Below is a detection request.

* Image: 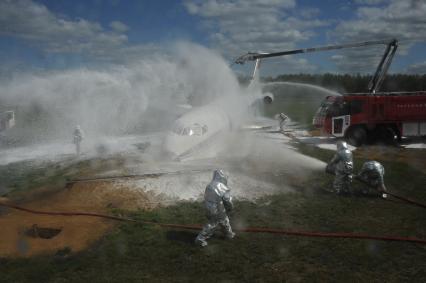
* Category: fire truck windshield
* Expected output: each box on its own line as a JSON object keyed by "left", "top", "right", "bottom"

{"left": 327, "top": 101, "right": 351, "bottom": 116}
{"left": 314, "top": 97, "right": 366, "bottom": 128}
{"left": 313, "top": 97, "right": 351, "bottom": 126}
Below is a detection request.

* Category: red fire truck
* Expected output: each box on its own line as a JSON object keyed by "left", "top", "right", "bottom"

{"left": 235, "top": 38, "right": 426, "bottom": 145}
{"left": 309, "top": 39, "right": 426, "bottom": 145}
{"left": 312, "top": 92, "right": 426, "bottom": 145}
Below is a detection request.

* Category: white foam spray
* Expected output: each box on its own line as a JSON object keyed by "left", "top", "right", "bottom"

{"left": 0, "top": 42, "right": 328, "bottom": 202}
{"left": 0, "top": 42, "right": 243, "bottom": 144}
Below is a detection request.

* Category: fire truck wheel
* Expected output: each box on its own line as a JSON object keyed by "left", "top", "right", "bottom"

{"left": 345, "top": 126, "right": 367, "bottom": 147}
{"left": 377, "top": 126, "right": 397, "bottom": 145}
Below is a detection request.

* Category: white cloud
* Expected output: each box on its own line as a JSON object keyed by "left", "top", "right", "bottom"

{"left": 262, "top": 56, "right": 318, "bottom": 75}
{"left": 185, "top": 0, "right": 296, "bottom": 18}
{"left": 0, "top": 0, "right": 128, "bottom": 56}
{"left": 184, "top": 0, "right": 329, "bottom": 60}
{"left": 298, "top": 7, "right": 321, "bottom": 19}
{"left": 0, "top": 0, "right": 169, "bottom": 66}
{"left": 353, "top": 0, "right": 388, "bottom": 5}
{"left": 110, "top": 21, "right": 129, "bottom": 33}
{"left": 331, "top": 54, "right": 344, "bottom": 60}
{"left": 330, "top": 47, "right": 386, "bottom": 73}
{"left": 331, "top": 0, "right": 426, "bottom": 73}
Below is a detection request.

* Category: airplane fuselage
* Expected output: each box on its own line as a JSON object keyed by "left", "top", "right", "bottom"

{"left": 162, "top": 102, "right": 233, "bottom": 159}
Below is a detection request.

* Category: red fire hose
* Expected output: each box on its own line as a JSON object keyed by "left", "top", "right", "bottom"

{"left": 1, "top": 202, "right": 425, "bottom": 245}
{"left": 325, "top": 171, "right": 426, "bottom": 209}
{"left": 379, "top": 190, "right": 426, "bottom": 209}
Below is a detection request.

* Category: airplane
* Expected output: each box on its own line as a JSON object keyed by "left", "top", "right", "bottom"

{"left": 162, "top": 58, "right": 274, "bottom": 160}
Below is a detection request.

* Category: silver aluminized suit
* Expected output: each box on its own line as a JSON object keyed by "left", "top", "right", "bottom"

{"left": 278, "top": 113, "right": 289, "bottom": 132}
{"left": 327, "top": 141, "right": 353, "bottom": 194}
{"left": 195, "top": 170, "right": 235, "bottom": 247}
{"left": 357, "top": 161, "right": 387, "bottom": 198}
{"left": 73, "top": 126, "right": 84, "bottom": 155}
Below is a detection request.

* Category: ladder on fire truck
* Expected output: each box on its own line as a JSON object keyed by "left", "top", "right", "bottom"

{"left": 234, "top": 38, "right": 398, "bottom": 95}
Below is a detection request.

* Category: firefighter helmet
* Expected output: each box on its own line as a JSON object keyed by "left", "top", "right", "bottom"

{"left": 336, "top": 140, "right": 348, "bottom": 151}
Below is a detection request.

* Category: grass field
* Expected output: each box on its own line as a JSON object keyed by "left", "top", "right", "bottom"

{"left": 0, "top": 145, "right": 425, "bottom": 282}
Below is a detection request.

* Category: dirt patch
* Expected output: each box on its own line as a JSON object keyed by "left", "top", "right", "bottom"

{"left": 0, "top": 181, "right": 157, "bottom": 258}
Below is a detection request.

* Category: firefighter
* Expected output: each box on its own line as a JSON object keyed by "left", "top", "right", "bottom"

{"left": 355, "top": 161, "right": 388, "bottom": 198}
{"left": 278, "top": 113, "right": 288, "bottom": 132}
{"left": 326, "top": 141, "right": 353, "bottom": 194}
{"left": 195, "top": 169, "right": 235, "bottom": 247}
{"left": 73, "top": 125, "right": 84, "bottom": 156}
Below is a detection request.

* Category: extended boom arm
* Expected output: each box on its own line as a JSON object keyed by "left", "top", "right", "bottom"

{"left": 234, "top": 39, "right": 398, "bottom": 94}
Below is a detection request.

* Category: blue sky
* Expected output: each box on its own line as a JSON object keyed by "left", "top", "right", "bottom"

{"left": 1, "top": 0, "right": 426, "bottom": 75}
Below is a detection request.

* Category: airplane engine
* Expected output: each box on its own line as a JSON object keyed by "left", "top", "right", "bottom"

{"left": 263, "top": 93, "right": 274, "bottom": 104}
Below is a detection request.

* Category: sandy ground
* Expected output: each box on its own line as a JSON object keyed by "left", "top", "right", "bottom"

{"left": 0, "top": 181, "right": 157, "bottom": 258}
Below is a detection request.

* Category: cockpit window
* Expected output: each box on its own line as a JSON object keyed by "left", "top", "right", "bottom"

{"left": 192, "top": 123, "right": 202, "bottom": 136}
{"left": 182, "top": 127, "right": 194, "bottom": 136}
{"left": 173, "top": 123, "right": 207, "bottom": 136}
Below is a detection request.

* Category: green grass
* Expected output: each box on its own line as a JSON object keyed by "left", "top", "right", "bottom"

{"left": 0, "top": 161, "right": 71, "bottom": 199}
{"left": 1, "top": 191, "right": 425, "bottom": 282}
{"left": 0, "top": 156, "right": 130, "bottom": 200}
{"left": 1, "top": 145, "right": 425, "bottom": 282}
